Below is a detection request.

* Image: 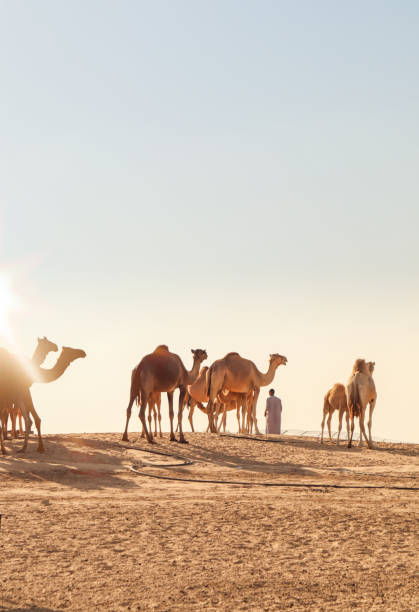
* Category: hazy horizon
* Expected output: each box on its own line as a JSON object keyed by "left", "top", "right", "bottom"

{"left": 1, "top": 1, "right": 418, "bottom": 443}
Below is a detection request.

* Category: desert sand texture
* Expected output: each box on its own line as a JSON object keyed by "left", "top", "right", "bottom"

{"left": 0, "top": 431, "right": 418, "bottom": 612}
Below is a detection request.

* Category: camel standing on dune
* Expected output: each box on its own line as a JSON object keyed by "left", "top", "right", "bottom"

{"left": 0, "top": 346, "right": 86, "bottom": 455}
{"left": 206, "top": 352, "right": 287, "bottom": 434}
{"left": 122, "top": 345, "right": 207, "bottom": 444}
{"left": 320, "top": 384, "right": 348, "bottom": 444}
{"left": 346, "top": 359, "right": 377, "bottom": 449}
{"left": 3, "top": 337, "right": 58, "bottom": 439}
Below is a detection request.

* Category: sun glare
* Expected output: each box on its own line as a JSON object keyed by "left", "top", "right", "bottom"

{"left": 0, "top": 274, "right": 19, "bottom": 341}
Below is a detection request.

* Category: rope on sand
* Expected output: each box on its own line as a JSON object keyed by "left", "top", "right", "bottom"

{"left": 128, "top": 465, "right": 419, "bottom": 491}
{"left": 120, "top": 441, "right": 418, "bottom": 486}
{"left": 118, "top": 443, "right": 194, "bottom": 467}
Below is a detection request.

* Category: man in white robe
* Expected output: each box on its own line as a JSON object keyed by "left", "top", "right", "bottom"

{"left": 264, "top": 388, "right": 282, "bottom": 434}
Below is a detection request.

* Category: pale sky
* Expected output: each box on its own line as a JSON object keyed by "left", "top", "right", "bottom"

{"left": 0, "top": 1, "right": 418, "bottom": 442}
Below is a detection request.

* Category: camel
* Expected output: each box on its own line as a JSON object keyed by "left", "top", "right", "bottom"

{"left": 206, "top": 352, "right": 287, "bottom": 434}
{"left": 180, "top": 366, "right": 211, "bottom": 432}
{"left": 320, "top": 384, "right": 349, "bottom": 444}
{"left": 0, "top": 346, "right": 86, "bottom": 455}
{"left": 215, "top": 389, "right": 254, "bottom": 433}
{"left": 122, "top": 345, "right": 207, "bottom": 444}
{"left": 137, "top": 391, "right": 163, "bottom": 439}
{"left": 346, "top": 359, "right": 377, "bottom": 449}
{"left": 2, "top": 337, "right": 58, "bottom": 439}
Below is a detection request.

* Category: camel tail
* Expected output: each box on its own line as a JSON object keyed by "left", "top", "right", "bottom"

{"left": 129, "top": 366, "right": 140, "bottom": 405}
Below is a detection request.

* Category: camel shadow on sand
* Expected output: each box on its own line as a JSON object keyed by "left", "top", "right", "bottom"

{"left": 0, "top": 435, "right": 137, "bottom": 491}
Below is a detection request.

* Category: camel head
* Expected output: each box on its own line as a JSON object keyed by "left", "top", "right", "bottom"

{"left": 38, "top": 336, "right": 58, "bottom": 353}
{"left": 367, "top": 361, "right": 375, "bottom": 373}
{"left": 191, "top": 349, "right": 208, "bottom": 364}
{"left": 269, "top": 353, "right": 287, "bottom": 367}
{"left": 61, "top": 346, "right": 87, "bottom": 364}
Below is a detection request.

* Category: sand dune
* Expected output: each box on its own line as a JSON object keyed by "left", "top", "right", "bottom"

{"left": 0, "top": 432, "right": 418, "bottom": 611}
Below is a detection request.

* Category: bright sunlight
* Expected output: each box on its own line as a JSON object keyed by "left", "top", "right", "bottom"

{"left": 0, "top": 273, "right": 18, "bottom": 341}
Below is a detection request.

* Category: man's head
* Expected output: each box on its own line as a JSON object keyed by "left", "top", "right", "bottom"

{"left": 269, "top": 388, "right": 275, "bottom": 396}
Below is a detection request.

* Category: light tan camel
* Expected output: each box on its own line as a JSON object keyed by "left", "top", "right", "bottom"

{"left": 320, "top": 384, "right": 349, "bottom": 444}
{"left": 346, "top": 359, "right": 377, "bottom": 449}
{"left": 122, "top": 345, "right": 207, "bottom": 444}
{"left": 180, "top": 366, "right": 211, "bottom": 432}
{"left": 0, "top": 346, "right": 86, "bottom": 454}
{"left": 215, "top": 389, "right": 254, "bottom": 433}
{"left": 206, "top": 352, "right": 287, "bottom": 434}
{"left": 2, "top": 337, "right": 58, "bottom": 439}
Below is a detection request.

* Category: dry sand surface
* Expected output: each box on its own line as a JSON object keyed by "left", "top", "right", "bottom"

{"left": 0, "top": 432, "right": 418, "bottom": 611}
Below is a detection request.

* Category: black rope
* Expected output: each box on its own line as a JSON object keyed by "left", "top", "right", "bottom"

{"left": 129, "top": 465, "right": 419, "bottom": 491}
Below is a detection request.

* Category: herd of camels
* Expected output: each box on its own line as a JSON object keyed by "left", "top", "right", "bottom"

{"left": 0, "top": 340, "right": 377, "bottom": 455}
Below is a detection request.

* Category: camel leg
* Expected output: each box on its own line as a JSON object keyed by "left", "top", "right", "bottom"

{"left": 206, "top": 400, "right": 214, "bottom": 433}
{"left": 0, "top": 403, "right": 6, "bottom": 455}
{"left": 11, "top": 408, "right": 18, "bottom": 438}
{"left": 177, "top": 387, "right": 188, "bottom": 444}
{"left": 243, "top": 404, "right": 248, "bottom": 433}
{"left": 359, "top": 407, "right": 371, "bottom": 448}
{"left": 18, "top": 410, "right": 24, "bottom": 435}
{"left": 22, "top": 388, "right": 44, "bottom": 453}
{"left": 236, "top": 404, "right": 241, "bottom": 433}
{"left": 348, "top": 412, "right": 355, "bottom": 448}
{"left": 358, "top": 407, "right": 369, "bottom": 448}
{"left": 367, "top": 399, "right": 375, "bottom": 448}
{"left": 188, "top": 405, "right": 195, "bottom": 433}
{"left": 0, "top": 421, "right": 5, "bottom": 455}
{"left": 147, "top": 405, "right": 153, "bottom": 438}
{"left": 156, "top": 401, "right": 163, "bottom": 438}
{"left": 336, "top": 408, "right": 344, "bottom": 445}
{"left": 138, "top": 391, "right": 153, "bottom": 444}
{"left": 18, "top": 401, "right": 32, "bottom": 453}
{"left": 320, "top": 409, "right": 327, "bottom": 444}
{"left": 0, "top": 413, "right": 8, "bottom": 441}
{"left": 252, "top": 389, "right": 260, "bottom": 434}
{"left": 167, "top": 392, "right": 176, "bottom": 441}
{"left": 122, "top": 393, "right": 136, "bottom": 442}
{"left": 222, "top": 407, "right": 227, "bottom": 433}
{"left": 327, "top": 413, "right": 333, "bottom": 442}
{"left": 345, "top": 410, "right": 350, "bottom": 442}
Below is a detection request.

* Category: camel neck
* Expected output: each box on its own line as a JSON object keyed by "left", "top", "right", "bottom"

{"left": 254, "top": 361, "right": 278, "bottom": 387}
{"left": 33, "top": 353, "right": 71, "bottom": 383}
{"left": 184, "top": 358, "right": 201, "bottom": 385}
{"left": 31, "top": 345, "right": 50, "bottom": 367}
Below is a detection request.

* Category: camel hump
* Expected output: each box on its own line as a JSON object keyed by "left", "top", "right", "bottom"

{"left": 224, "top": 351, "right": 241, "bottom": 359}
{"left": 154, "top": 345, "right": 169, "bottom": 354}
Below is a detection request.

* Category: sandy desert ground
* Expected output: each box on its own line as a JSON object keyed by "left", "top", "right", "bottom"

{"left": 0, "top": 431, "right": 418, "bottom": 611}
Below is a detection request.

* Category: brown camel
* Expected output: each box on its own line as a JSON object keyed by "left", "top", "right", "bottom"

{"left": 2, "top": 337, "right": 58, "bottom": 439}
{"left": 122, "top": 345, "right": 207, "bottom": 444}
{"left": 206, "top": 352, "right": 287, "bottom": 433}
{"left": 346, "top": 359, "right": 377, "bottom": 449}
{"left": 320, "top": 384, "right": 349, "bottom": 444}
{"left": 0, "top": 346, "right": 86, "bottom": 455}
